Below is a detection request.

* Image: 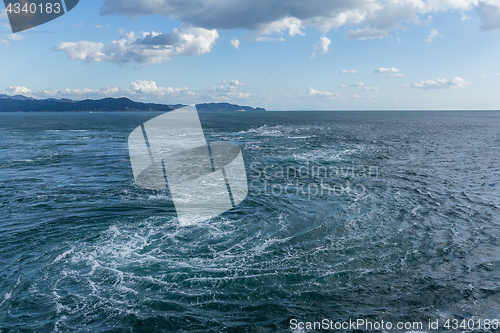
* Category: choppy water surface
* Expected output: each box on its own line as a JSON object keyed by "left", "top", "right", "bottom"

{"left": 1, "top": 111, "right": 500, "bottom": 332}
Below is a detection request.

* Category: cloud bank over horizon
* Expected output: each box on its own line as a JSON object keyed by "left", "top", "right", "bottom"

{"left": 1, "top": 80, "right": 254, "bottom": 103}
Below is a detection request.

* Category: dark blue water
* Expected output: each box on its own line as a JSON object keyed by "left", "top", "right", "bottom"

{"left": 1, "top": 111, "right": 500, "bottom": 332}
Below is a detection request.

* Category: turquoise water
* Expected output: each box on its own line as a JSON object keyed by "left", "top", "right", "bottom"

{"left": 1, "top": 111, "right": 500, "bottom": 332}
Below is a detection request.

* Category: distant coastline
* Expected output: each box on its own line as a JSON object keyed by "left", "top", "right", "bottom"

{"left": 0, "top": 95, "right": 266, "bottom": 112}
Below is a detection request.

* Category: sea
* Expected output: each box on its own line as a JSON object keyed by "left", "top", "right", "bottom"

{"left": 1, "top": 111, "right": 500, "bottom": 332}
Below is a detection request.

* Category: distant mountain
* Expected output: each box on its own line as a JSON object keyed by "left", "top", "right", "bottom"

{"left": 0, "top": 95, "right": 267, "bottom": 112}
{"left": 196, "top": 103, "right": 266, "bottom": 112}
{"left": 42, "top": 98, "right": 75, "bottom": 103}
{"left": 0, "top": 96, "right": 172, "bottom": 112}
{"left": 0, "top": 94, "right": 36, "bottom": 101}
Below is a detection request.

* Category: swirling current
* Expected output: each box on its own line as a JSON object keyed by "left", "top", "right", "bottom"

{"left": 1, "top": 111, "right": 500, "bottom": 332}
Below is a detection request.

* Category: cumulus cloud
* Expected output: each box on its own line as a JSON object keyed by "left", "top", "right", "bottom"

{"left": 426, "top": 29, "right": 443, "bottom": 42}
{"left": 4, "top": 86, "right": 32, "bottom": 95}
{"left": 54, "top": 27, "right": 218, "bottom": 65}
{"left": 374, "top": 67, "right": 400, "bottom": 74}
{"left": 306, "top": 87, "right": 339, "bottom": 99}
{"left": 2, "top": 80, "right": 253, "bottom": 103}
{"left": 230, "top": 79, "right": 245, "bottom": 86}
{"left": 98, "top": 0, "right": 500, "bottom": 40}
{"left": 311, "top": 36, "right": 331, "bottom": 58}
{"left": 230, "top": 38, "right": 240, "bottom": 49}
{"left": 129, "top": 80, "right": 161, "bottom": 94}
{"left": 340, "top": 69, "right": 357, "bottom": 74}
{"left": 411, "top": 76, "right": 471, "bottom": 89}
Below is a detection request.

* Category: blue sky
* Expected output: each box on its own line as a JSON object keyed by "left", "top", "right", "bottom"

{"left": 1, "top": 0, "right": 500, "bottom": 110}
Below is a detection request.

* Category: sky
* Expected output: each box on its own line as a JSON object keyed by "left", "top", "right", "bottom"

{"left": 1, "top": 0, "right": 500, "bottom": 110}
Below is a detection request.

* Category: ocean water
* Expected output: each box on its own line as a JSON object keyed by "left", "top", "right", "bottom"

{"left": 1, "top": 111, "right": 500, "bottom": 332}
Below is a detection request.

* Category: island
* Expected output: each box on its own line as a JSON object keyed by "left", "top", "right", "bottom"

{"left": 0, "top": 95, "right": 266, "bottom": 112}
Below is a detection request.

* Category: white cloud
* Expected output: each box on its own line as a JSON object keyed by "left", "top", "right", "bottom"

{"left": 306, "top": 87, "right": 339, "bottom": 99}
{"left": 0, "top": 33, "right": 23, "bottom": 46}
{"left": 229, "top": 79, "right": 245, "bottom": 86}
{"left": 364, "top": 86, "right": 380, "bottom": 91}
{"left": 425, "top": 29, "right": 443, "bottom": 42}
{"left": 374, "top": 67, "right": 405, "bottom": 77}
{"left": 54, "top": 40, "right": 106, "bottom": 61}
{"left": 338, "top": 82, "right": 364, "bottom": 88}
{"left": 411, "top": 76, "right": 471, "bottom": 89}
{"left": 4, "top": 86, "right": 32, "bottom": 95}
{"left": 127, "top": 80, "right": 197, "bottom": 99}
{"left": 345, "top": 27, "right": 389, "bottom": 40}
{"left": 340, "top": 69, "right": 357, "bottom": 74}
{"left": 230, "top": 38, "right": 240, "bottom": 49}
{"left": 374, "top": 67, "right": 399, "bottom": 74}
{"left": 129, "top": 80, "right": 160, "bottom": 94}
{"left": 54, "top": 27, "right": 219, "bottom": 65}
{"left": 255, "top": 36, "right": 286, "bottom": 42}
{"left": 461, "top": 12, "right": 470, "bottom": 21}
{"left": 311, "top": 36, "right": 331, "bottom": 58}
